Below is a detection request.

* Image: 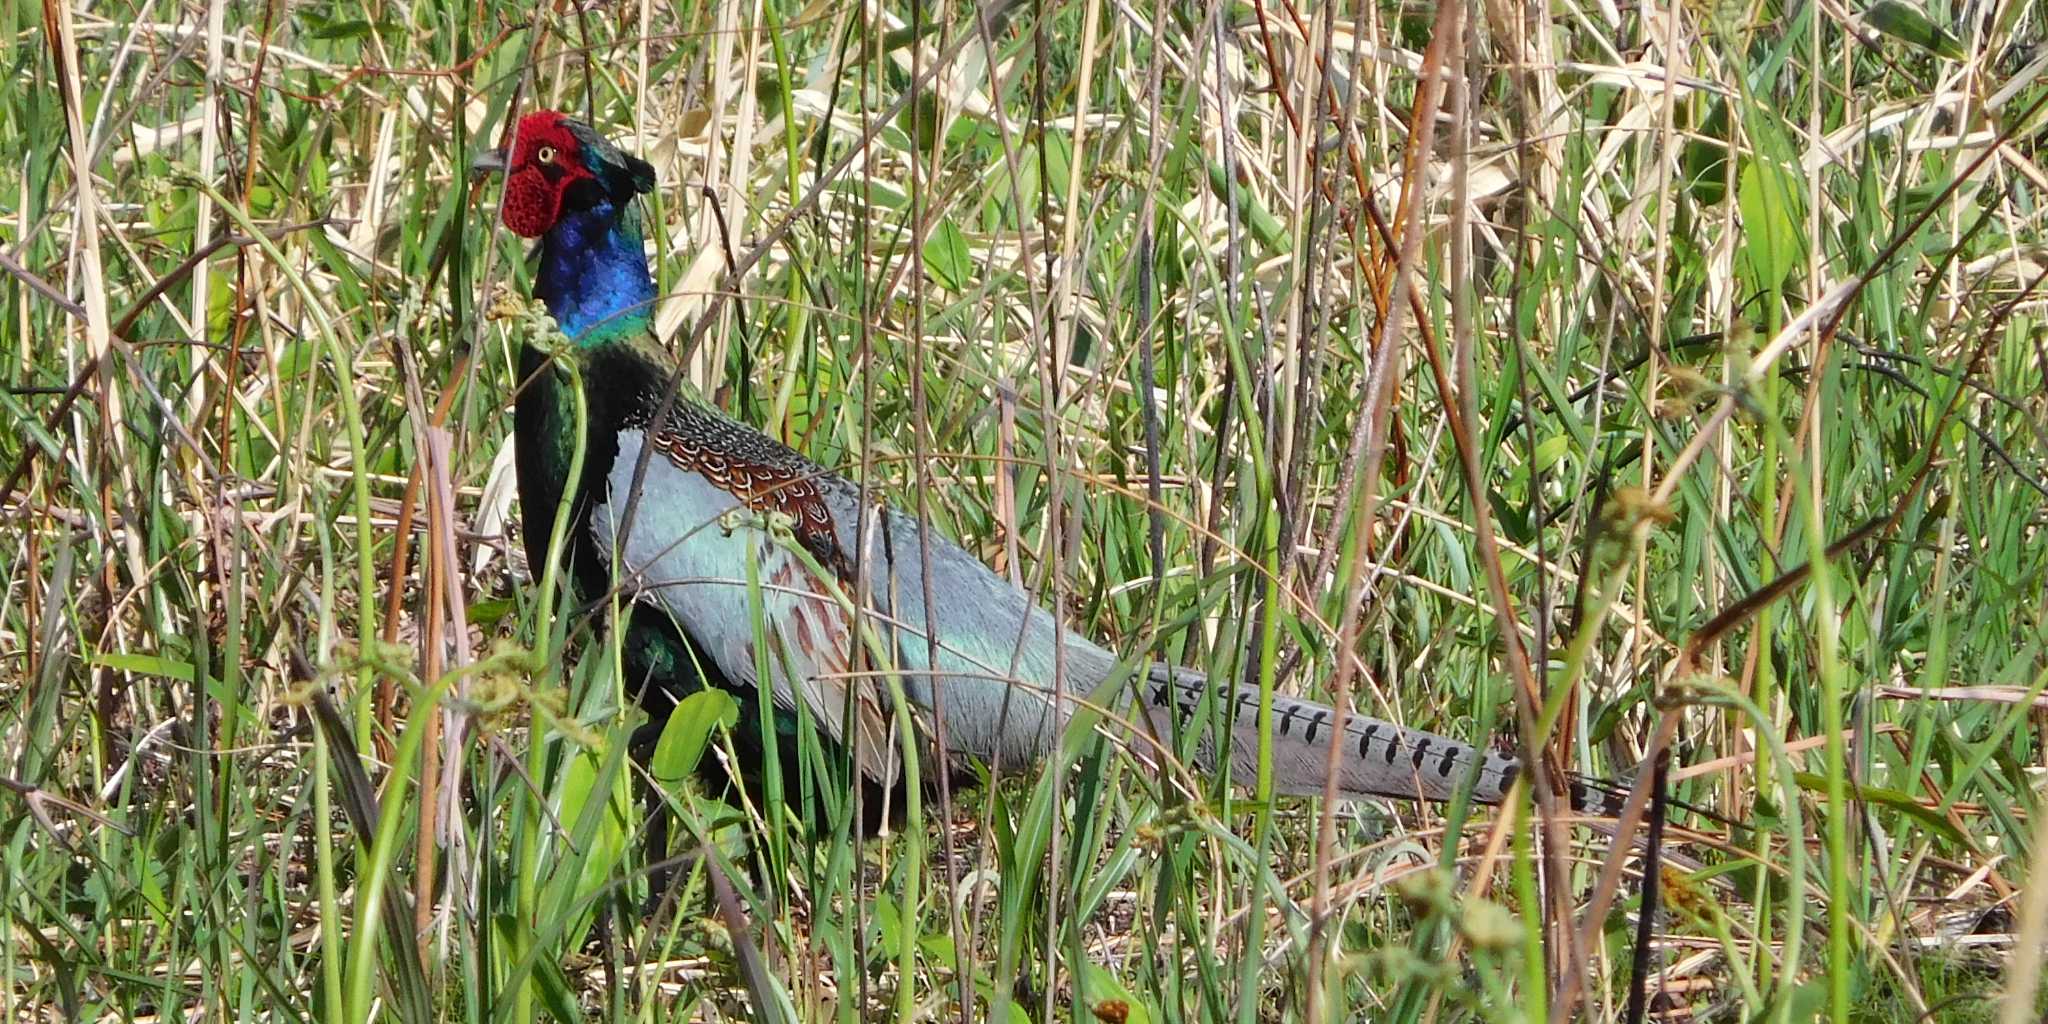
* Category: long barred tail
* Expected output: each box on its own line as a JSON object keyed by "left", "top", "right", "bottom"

{"left": 1135, "top": 665, "right": 1625, "bottom": 816}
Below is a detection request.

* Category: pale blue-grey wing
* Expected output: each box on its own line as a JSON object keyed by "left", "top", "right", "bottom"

{"left": 594, "top": 427, "right": 898, "bottom": 783}
{"left": 816, "top": 482, "right": 1123, "bottom": 768}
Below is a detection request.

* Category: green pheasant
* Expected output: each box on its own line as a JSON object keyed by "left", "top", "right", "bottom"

{"left": 477, "top": 109, "right": 1625, "bottom": 825}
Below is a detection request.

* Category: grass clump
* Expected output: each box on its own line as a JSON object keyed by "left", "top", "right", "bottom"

{"left": 2, "top": 0, "right": 2046, "bottom": 1021}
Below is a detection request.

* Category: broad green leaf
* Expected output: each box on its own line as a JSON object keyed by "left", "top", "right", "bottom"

{"left": 465, "top": 597, "right": 515, "bottom": 629}
{"left": 1791, "top": 772, "right": 1968, "bottom": 846}
{"left": 490, "top": 912, "right": 581, "bottom": 1023}
{"left": 966, "top": 961, "right": 1035, "bottom": 1024}
{"left": 1738, "top": 157, "right": 1803, "bottom": 292}
{"left": 924, "top": 220, "right": 973, "bottom": 292}
{"left": 1534, "top": 433, "right": 1571, "bottom": 473}
{"left": 1864, "top": 0, "right": 1966, "bottom": 59}
{"left": 90, "top": 651, "right": 198, "bottom": 683}
{"left": 1205, "top": 157, "right": 1288, "bottom": 252}
{"left": 1078, "top": 962, "right": 1155, "bottom": 1024}
{"left": 549, "top": 742, "right": 632, "bottom": 949}
{"left": 872, "top": 891, "right": 903, "bottom": 953}
{"left": 650, "top": 689, "right": 739, "bottom": 785}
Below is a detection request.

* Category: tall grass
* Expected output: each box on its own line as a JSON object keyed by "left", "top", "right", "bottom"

{"left": 2, "top": 0, "right": 2045, "bottom": 1021}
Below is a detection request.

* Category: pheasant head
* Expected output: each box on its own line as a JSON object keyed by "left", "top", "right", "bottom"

{"left": 475, "top": 110, "right": 660, "bottom": 340}
{"left": 478, "top": 110, "right": 656, "bottom": 237}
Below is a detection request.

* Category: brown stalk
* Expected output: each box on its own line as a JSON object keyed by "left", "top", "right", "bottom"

{"left": 1305, "top": 0, "right": 1466, "bottom": 1015}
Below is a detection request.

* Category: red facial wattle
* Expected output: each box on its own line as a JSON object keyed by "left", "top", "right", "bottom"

{"left": 498, "top": 112, "right": 590, "bottom": 238}
{"left": 501, "top": 165, "right": 560, "bottom": 237}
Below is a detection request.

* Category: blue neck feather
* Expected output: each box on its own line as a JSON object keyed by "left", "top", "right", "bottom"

{"left": 534, "top": 200, "right": 655, "bottom": 345}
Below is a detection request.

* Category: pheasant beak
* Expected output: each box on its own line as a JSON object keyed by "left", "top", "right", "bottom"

{"left": 470, "top": 147, "right": 508, "bottom": 178}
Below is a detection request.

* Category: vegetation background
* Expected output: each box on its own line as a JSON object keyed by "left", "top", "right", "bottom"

{"left": 2, "top": 0, "right": 2045, "bottom": 1020}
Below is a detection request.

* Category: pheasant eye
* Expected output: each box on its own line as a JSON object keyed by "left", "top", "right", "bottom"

{"left": 537, "top": 145, "right": 557, "bottom": 165}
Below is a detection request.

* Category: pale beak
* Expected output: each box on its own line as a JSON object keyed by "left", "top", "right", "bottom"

{"left": 470, "top": 147, "right": 508, "bottom": 178}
